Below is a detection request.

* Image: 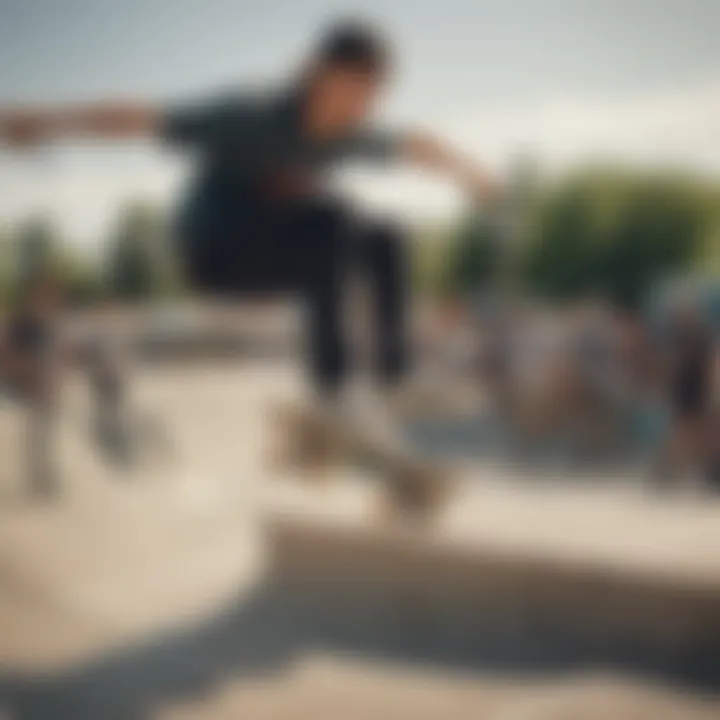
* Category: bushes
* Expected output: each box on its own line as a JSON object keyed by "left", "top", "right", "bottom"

{"left": 105, "top": 201, "right": 174, "bottom": 301}
{"left": 1, "top": 200, "right": 176, "bottom": 309}
{"left": 3, "top": 168, "right": 717, "bottom": 311}
{"left": 432, "top": 168, "right": 717, "bottom": 308}
{"left": 525, "top": 171, "right": 709, "bottom": 308}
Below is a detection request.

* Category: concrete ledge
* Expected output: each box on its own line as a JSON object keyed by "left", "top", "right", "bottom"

{"left": 264, "top": 475, "right": 720, "bottom": 682}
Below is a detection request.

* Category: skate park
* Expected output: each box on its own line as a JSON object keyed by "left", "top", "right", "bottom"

{"left": 1, "top": 329, "right": 720, "bottom": 719}
{"left": 2, "top": 2, "right": 720, "bottom": 717}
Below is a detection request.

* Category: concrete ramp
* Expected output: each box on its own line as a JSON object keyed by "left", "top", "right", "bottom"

{"left": 265, "top": 474, "right": 720, "bottom": 686}
{"left": 2, "top": 361, "right": 720, "bottom": 718}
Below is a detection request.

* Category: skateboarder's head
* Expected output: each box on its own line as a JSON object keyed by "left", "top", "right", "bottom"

{"left": 301, "top": 20, "right": 391, "bottom": 133}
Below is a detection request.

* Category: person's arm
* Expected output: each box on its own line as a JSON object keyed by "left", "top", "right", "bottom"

{"left": 0, "top": 102, "right": 161, "bottom": 147}
{"left": 344, "top": 127, "right": 503, "bottom": 206}
{"left": 400, "top": 131, "right": 502, "bottom": 206}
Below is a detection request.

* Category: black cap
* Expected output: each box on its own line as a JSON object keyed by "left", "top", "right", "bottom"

{"left": 316, "top": 20, "right": 390, "bottom": 75}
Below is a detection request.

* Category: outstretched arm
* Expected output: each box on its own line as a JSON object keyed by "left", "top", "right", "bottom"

{"left": 400, "top": 131, "right": 503, "bottom": 206}
{"left": 0, "top": 102, "right": 160, "bottom": 147}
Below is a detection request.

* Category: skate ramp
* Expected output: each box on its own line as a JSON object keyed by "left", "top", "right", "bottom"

{"left": 265, "top": 474, "right": 720, "bottom": 689}
{"left": 2, "top": 361, "right": 720, "bottom": 719}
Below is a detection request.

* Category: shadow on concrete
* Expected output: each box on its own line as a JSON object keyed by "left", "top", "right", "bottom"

{"left": 1, "top": 570, "right": 719, "bottom": 720}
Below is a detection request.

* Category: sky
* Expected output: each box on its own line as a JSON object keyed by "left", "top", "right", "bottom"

{"left": 0, "top": 0, "right": 719, "bottom": 246}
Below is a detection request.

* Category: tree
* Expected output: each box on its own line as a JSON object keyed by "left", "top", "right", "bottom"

{"left": 441, "top": 213, "right": 502, "bottom": 296}
{"left": 0, "top": 225, "right": 10, "bottom": 305}
{"left": 598, "top": 181, "right": 705, "bottom": 308}
{"left": 413, "top": 224, "right": 453, "bottom": 296}
{"left": 696, "top": 190, "right": 720, "bottom": 276}
{"left": 522, "top": 170, "right": 710, "bottom": 308}
{"left": 13, "top": 216, "right": 60, "bottom": 290}
{"left": 5, "top": 217, "right": 106, "bottom": 307}
{"left": 106, "top": 201, "right": 171, "bottom": 301}
{"left": 57, "top": 250, "right": 103, "bottom": 307}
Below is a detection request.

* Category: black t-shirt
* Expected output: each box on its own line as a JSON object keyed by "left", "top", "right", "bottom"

{"left": 161, "top": 89, "right": 401, "bottom": 240}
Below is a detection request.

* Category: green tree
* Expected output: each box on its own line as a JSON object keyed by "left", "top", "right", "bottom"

{"left": 598, "top": 181, "right": 705, "bottom": 308}
{"left": 697, "top": 190, "right": 720, "bottom": 276}
{"left": 0, "top": 225, "right": 9, "bottom": 305}
{"left": 522, "top": 170, "right": 710, "bottom": 308}
{"left": 106, "top": 201, "right": 170, "bottom": 301}
{"left": 13, "top": 216, "right": 61, "bottom": 289}
{"left": 413, "top": 224, "right": 453, "bottom": 296}
{"left": 57, "top": 250, "right": 103, "bottom": 307}
{"left": 441, "top": 213, "right": 501, "bottom": 295}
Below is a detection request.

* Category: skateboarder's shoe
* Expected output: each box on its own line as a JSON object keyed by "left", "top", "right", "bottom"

{"left": 272, "top": 387, "right": 456, "bottom": 519}
{"left": 270, "top": 398, "right": 352, "bottom": 474}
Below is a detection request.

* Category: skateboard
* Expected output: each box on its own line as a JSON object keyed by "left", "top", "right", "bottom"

{"left": 270, "top": 401, "right": 454, "bottom": 519}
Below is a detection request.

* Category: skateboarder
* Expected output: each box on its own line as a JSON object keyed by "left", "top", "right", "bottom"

{"left": 0, "top": 20, "right": 501, "bottom": 454}
{"left": 666, "top": 302, "right": 715, "bottom": 486}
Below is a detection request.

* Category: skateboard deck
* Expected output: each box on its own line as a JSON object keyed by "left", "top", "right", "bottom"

{"left": 270, "top": 400, "right": 454, "bottom": 519}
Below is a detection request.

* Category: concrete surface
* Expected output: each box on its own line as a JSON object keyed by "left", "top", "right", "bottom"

{"left": 0, "top": 361, "right": 719, "bottom": 719}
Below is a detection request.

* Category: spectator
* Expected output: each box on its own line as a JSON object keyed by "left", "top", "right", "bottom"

{"left": 3, "top": 275, "right": 64, "bottom": 497}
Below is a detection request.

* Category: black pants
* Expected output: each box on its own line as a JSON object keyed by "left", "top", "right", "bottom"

{"left": 181, "top": 197, "right": 409, "bottom": 394}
